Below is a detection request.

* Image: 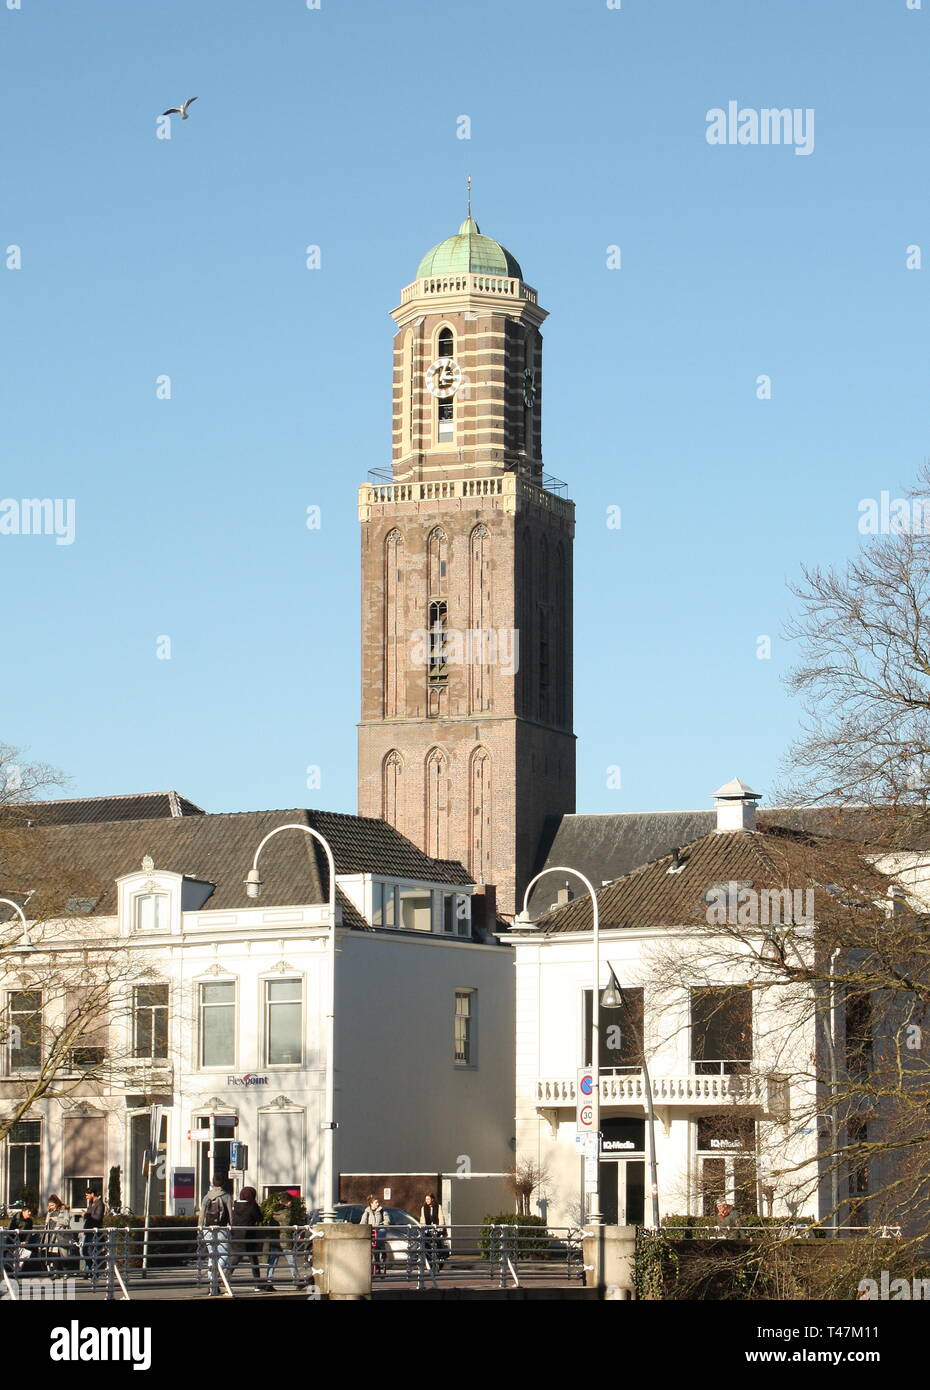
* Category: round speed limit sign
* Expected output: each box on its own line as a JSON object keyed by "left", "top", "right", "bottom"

{"left": 579, "top": 1104, "right": 594, "bottom": 1127}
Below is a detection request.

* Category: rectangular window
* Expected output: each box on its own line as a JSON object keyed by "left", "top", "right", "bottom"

{"left": 696, "top": 1118, "right": 758, "bottom": 1216}
{"left": 200, "top": 982, "right": 236, "bottom": 1068}
{"left": 399, "top": 888, "right": 432, "bottom": 931}
{"left": 690, "top": 987, "right": 752, "bottom": 1074}
{"left": 845, "top": 991, "right": 873, "bottom": 1079}
{"left": 134, "top": 984, "right": 169, "bottom": 1059}
{"left": 583, "top": 987, "right": 644, "bottom": 1070}
{"left": 5, "top": 1120, "right": 40, "bottom": 1207}
{"left": 7, "top": 990, "right": 42, "bottom": 1071}
{"left": 265, "top": 978, "right": 303, "bottom": 1067}
{"left": 134, "top": 893, "right": 169, "bottom": 932}
{"left": 454, "top": 990, "right": 475, "bottom": 1065}
{"left": 372, "top": 881, "right": 397, "bottom": 929}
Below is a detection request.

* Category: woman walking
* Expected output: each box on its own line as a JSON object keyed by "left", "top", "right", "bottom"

{"left": 225, "top": 1187, "right": 264, "bottom": 1291}
{"left": 43, "top": 1195, "right": 76, "bottom": 1274}
{"left": 419, "top": 1193, "right": 448, "bottom": 1274}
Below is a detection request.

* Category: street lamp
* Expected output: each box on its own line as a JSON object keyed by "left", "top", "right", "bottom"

{"left": 245, "top": 824, "right": 339, "bottom": 1222}
{"left": 0, "top": 897, "right": 36, "bottom": 952}
{"left": 516, "top": 865, "right": 604, "bottom": 1227}
{"left": 601, "top": 963, "right": 660, "bottom": 1228}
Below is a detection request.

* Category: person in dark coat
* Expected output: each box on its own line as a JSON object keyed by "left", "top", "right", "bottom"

{"left": 225, "top": 1187, "right": 264, "bottom": 1290}
{"left": 4, "top": 1207, "right": 36, "bottom": 1276}
{"left": 81, "top": 1188, "right": 105, "bottom": 1279}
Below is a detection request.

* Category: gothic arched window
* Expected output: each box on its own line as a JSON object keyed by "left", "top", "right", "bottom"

{"left": 382, "top": 750, "right": 403, "bottom": 826}
{"left": 425, "top": 748, "right": 450, "bottom": 860}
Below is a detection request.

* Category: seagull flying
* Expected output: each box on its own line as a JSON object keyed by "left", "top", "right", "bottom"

{"left": 162, "top": 97, "right": 198, "bottom": 119}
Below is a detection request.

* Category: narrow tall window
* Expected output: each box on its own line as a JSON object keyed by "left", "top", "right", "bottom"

{"left": 5, "top": 1120, "right": 40, "bottom": 1206}
{"left": 437, "top": 327, "right": 454, "bottom": 442}
{"left": 265, "top": 979, "right": 303, "bottom": 1066}
{"left": 200, "top": 981, "right": 236, "bottom": 1068}
{"left": 134, "top": 984, "right": 169, "bottom": 1059}
{"left": 6, "top": 990, "right": 42, "bottom": 1071}
{"left": 584, "top": 988, "right": 643, "bottom": 1070}
{"left": 454, "top": 990, "right": 475, "bottom": 1065}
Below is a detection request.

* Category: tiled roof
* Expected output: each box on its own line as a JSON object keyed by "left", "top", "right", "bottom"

{"left": 533, "top": 825, "right": 892, "bottom": 935}
{"left": 9, "top": 792, "right": 205, "bottom": 826}
{"left": 529, "top": 806, "right": 930, "bottom": 918}
{"left": 9, "top": 808, "right": 470, "bottom": 930}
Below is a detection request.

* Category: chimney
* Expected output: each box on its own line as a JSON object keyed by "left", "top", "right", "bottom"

{"left": 714, "top": 778, "right": 761, "bottom": 832}
{"left": 555, "top": 883, "right": 574, "bottom": 907}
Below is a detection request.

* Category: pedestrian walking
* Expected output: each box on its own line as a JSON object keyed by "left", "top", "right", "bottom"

{"left": 81, "top": 1187, "right": 105, "bottom": 1280}
{"left": 264, "top": 1192, "right": 308, "bottom": 1292}
{"left": 419, "top": 1193, "right": 448, "bottom": 1275}
{"left": 198, "top": 1174, "right": 234, "bottom": 1292}
{"left": 42, "top": 1195, "right": 76, "bottom": 1273}
{"left": 361, "top": 1195, "right": 391, "bottom": 1278}
{"left": 225, "top": 1187, "right": 264, "bottom": 1291}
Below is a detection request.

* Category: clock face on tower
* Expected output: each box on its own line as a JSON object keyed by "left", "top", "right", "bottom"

{"left": 425, "top": 357, "right": 463, "bottom": 399}
{"left": 523, "top": 367, "right": 536, "bottom": 408}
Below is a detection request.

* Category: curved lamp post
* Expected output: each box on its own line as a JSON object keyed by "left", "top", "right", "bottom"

{"left": 0, "top": 897, "right": 36, "bottom": 952}
{"left": 514, "top": 865, "right": 604, "bottom": 1227}
{"left": 245, "top": 824, "right": 338, "bottom": 1222}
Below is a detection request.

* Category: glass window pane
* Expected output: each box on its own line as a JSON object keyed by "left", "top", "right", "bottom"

{"left": 399, "top": 889, "right": 432, "bottom": 931}
{"left": 202, "top": 983, "right": 234, "bottom": 1004}
{"left": 268, "top": 1003, "right": 302, "bottom": 1065}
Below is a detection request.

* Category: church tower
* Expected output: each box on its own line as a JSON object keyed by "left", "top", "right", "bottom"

{"left": 357, "top": 211, "right": 575, "bottom": 916}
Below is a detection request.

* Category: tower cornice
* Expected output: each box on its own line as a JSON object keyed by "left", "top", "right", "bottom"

{"left": 392, "top": 275, "right": 547, "bottom": 330}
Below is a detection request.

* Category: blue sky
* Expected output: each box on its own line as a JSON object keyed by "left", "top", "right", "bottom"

{"left": 2, "top": 0, "right": 927, "bottom": 817}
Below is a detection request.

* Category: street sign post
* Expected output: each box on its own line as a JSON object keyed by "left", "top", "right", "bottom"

{"left": 576, "top": 1068, "right": 595, "bottom": 1130}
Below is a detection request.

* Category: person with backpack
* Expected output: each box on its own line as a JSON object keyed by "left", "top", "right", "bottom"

{"left": 225, "top": 1187, "right": 264, "bottom": 1291}
{"left": 198, "top": 1175, "right": 233, "bottom": 1290}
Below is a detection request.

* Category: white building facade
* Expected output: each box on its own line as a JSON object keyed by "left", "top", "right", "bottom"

{"left": 0, "top": 798, "right": 514, "bottom": 1225}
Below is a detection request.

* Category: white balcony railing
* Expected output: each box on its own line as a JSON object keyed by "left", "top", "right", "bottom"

{"left": 535, "top": 1072, "right": 779, "bottom": 1109}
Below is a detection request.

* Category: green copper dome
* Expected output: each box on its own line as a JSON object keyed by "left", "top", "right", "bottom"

{"left": 415, "top": 218, "right": 523, "bottom": 281}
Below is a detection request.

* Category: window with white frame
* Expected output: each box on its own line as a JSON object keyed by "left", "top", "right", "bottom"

{"left": 134, "top": 892, "right": 170, "bottom": 933}
{"left": 372, "top": 881, "right": 397, "bottom": 929}
{"left": 5, "top": 990, "right": 42, "bottom": 1072}
{"left": 454, "top": 989, "right": 475, "bottom": 1065}
{"left": 399, "top": 887, "right": 432, "bottom": 931}
{"left": 442, "top": 891, "right": 470, "bottom": 937}
{"left": 199, "top": 981, "right": 236, "bottom": 1068}
{"left": 134, "top": 984, "right": 169, "bottom": 1059}
{"left": 4, "top": 1120, "right": 40, "bottom": 1205}
{"left": 264, "top": 978, "right": 303, "bottom": 1067}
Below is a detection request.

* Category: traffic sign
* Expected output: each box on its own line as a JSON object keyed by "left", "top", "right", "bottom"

{"left": 576, "top": 1068, "right": 596, "bottom": 1128}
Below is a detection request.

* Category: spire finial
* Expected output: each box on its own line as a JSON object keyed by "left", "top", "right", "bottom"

{"left": 466, "top": 174, "right": 472, "bottom": 221}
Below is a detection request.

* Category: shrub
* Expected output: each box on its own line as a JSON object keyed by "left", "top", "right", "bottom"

{"left": 478, "top": 1213, "right": 549, "bottom": 1261}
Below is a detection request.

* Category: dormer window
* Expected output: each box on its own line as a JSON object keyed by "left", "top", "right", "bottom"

{"left": 134, "top": 892, "right": 169, "bottom": 933}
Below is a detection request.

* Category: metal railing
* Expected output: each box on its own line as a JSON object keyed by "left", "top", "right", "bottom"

{"left": 0, "top": 1224, "right": 319, "bottom": 1301}
{"left": 0, "top": 1222, "right": 585, "bottom": 1297}
{"left": 368, "top": 1223, "right": 585, "bottom": 1290}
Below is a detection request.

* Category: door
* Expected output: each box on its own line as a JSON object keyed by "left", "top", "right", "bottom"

{"left": 596, "top": 1160, "right": 645, "bottom": 1225}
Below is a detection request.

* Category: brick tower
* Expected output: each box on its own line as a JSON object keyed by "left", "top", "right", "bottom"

{"left": 357, "top": 212, "right": 575, "bottom": 916}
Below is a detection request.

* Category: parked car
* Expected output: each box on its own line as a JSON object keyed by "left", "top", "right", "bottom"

{"left": 308, "top": 1204, "right": 421, "bottom": 1265}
